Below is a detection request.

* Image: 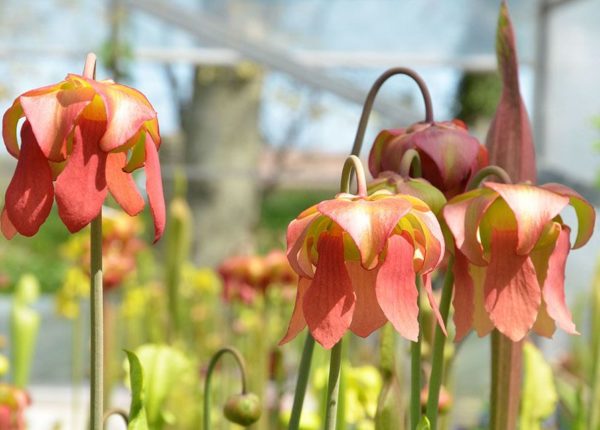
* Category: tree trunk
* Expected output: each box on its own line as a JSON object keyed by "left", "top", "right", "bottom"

{"left": 183, "top": 64, "right": 263, "bottom": 266}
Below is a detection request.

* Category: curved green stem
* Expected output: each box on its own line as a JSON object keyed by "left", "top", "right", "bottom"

{"left": 324, "top": 340, "right": 343, "bottom": 430}
{"left": 351, "top": 67, "right": 434, "bottom": 156}
{"left": 203, "top": 347, "right": 248, "bottom": 430}
{"left": 288, "top": 334, "right": 316, "bottom": 430}
{"left": 425, "top": 259, "right": 454, "bottom": 429}
{"left": 340, "top": 155, "right": 368, "bottom": 196}
{"left": 103, "top": 408, "right": 129, "bottom": 426}
{"left": 410, "top": 277, "right": 423, "bottom": 430}
{"left": 466, "top": 165, "right": 512, "bottom": 190}
{"left": 399, "top": 149, "right": 422, "bottom": 178}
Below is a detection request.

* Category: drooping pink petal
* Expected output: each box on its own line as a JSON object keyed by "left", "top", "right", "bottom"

{"left": 0, "top": 207, "right": 16, "bottom": 239}
{"left": 541, "top": 183, "right": 596, "bottom": 249}
{"left": 55, "top": 120, "right": 108, "bottom": 233}
{"left": 452, "top": 252, "right": 474, "bottom": 342}
{"left": 484, "top": 229, "right": 541, "bottom": 341}
{"left": 423, "top": 274, "right": 447, "bottom": 335}
{"left": 279, "top": 277, "right": 310, "bottom": 345}
{"left": 472, "top": 264, "right": 494, "bottom": 337}
{"left": 4, "top": 123, "right": 54, "bottom": 236}
{"left": 302, "top": 233, "right": 355, "bottom": 349}
{"left": 443, "top": 189, "right": 498, "bottom": 265}
{"left": 2, "top": 98, "right": 24, "bottom": 158}
{"left": 405, "top": 207, "right": 445, "bottom": 272}
{"left": 375, "top": 235, "right": 419, "bottom": 341}
{"left": 286, "top": 211, "right": 319, "bottom": 279}
{"left": 532, "top": 301, "right": 556, "bottom": 338}
{"left": 346, "top": 261, "right": 387, "bottom": 337}
{"left": 20, "top": 80, "right": 95, "bottom": 161}
{"left": 106, "top": 152, "right": 144, "bottom": 216}
{"left": 87, "top": 80, "right": 157, "bottom": 152}
{"left": 542, "top": 227, "right": 577, "bottom": 334}
{"left": 485, "top": 182, "right": 569, "bottom": 255}
{"left": 144, "top": 136, "right": 165, "bottom": 242}
{"left": 317, "top": 197, "right": 412, "bottom": 269}
{"left": 485, "top": 1, "right": 536, "bottom": 183}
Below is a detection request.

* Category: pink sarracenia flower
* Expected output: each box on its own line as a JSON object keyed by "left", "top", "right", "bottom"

{"left": 282, "top": 190, "right": 446, "bottom": 349}
{"left": 218, "top": 250, "right": 297, "bottom": 304}
{"left": 443, "top": 182, "right": 595, "bottom": 341}
{"left": 369, "top": 120, "right": 488, "bottom": 199}
{"left": 1, "top": 73, "right": 165, "bottom": 241}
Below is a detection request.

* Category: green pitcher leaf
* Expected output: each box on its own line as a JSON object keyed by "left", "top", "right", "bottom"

{"left": 416, "top": 416, "right": 431, "bottom": 430}
{"left": 125, "top": 350, "right": 148, "bottom": 430}
{"left": 519, "top": 342, "right": 558, "bottom": 430}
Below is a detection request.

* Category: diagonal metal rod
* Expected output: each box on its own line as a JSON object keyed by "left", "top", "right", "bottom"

{"left": 125, "top": 0, "right": 417, "bottom": 126}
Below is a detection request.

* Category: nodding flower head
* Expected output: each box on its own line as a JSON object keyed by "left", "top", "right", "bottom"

{"left": 282, "top": 187, "right": 446, "bottom": 349}
{"left": 369, "top": 120, "right": 488, "bottom": 198}
{"left": 443, "top": 182, "right": 595, "bottom": 341}
{"left": 1, "top": 72, "right": 165, "bottom": 242}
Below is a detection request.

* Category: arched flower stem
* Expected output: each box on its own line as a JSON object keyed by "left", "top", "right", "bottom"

{"left": 203, "top": 347, "right": 249, "bottom": 430}
{"left": 103, "top": 409, "right": 129, "bottom": 426}
{"left": 85, "top": 52, "right": 104, "bottom": 430}
{"left": 410, "top": 277, "right": 424, "bottom": 430}
{"left": 466, "top": 165, "right": 512, "bottom": 191}
{"left": 340, "top": 155, "right": 368, "bottom": 197}
{"left": 287, "top": 334, "right": 316, "bottom": 430}
{"left": 425, "top": 257, "right": 455, "bottom": 429}
{"left": 324, "top": 340, "right": 343, "bottom": 430}
{"left": 398, "top": 149, "right": 422, "bottom": 178}
{"left": 351, "top": 67, "right": 434, "bottom": 157}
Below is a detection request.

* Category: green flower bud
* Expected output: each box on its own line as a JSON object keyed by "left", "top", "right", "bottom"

{"left": 223, "top": 392, "right": 261, "bottom": 427}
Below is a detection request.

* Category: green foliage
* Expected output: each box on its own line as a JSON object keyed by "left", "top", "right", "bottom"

{"left": 519, "top": 342, "right": 558, "bottom": 430}
{"left": 453, "top": 72, "right": 502, "bottom": 126}
{"left": 10, "top": 274, "right": 40, "bottom": 388}
{"left": 126, "top": 344, "right": 192, "bottom": 429}
{"left": 125, "top": 350, "right": 149, "bottom": 430}
{"left": 416, "top": 416, "right": 431, "bottom": 430}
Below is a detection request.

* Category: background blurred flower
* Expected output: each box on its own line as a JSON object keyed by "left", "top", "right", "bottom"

{"left": 0, "top": 383, "right": 30, "bottom": 430}
{"left": 282, "top": 190, "right": 445, "bottom": 348}
{"left": 218, "top": 250, "right": 296, "bottom": 304}
{"left": 444, "top": 182, "right": 595, "bottom": 341}
{"left": 1, "top": 73, "right": 165, "bottom": 241}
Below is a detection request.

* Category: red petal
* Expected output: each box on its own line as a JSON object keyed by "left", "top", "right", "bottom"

{"left": 532, "top": 301, "right": 556, "bottom": 338}
{"left": 472, "top": 264, "right": 494, "bottom": 337}
{"left": 106, "top": 152, "right": 144, "bottom": 216}
{"left": 88, "top": 80, "right": 157, "bottom": 152}
{"left": 452, "top": 252, "right": 474, "bottom": 341}
{"left": 144, "top": 136, "right": 165, "bottom": 242}
{"left": 55, "top": 120, "right": 108, "bottom": 233}
{"left": 279, "top": 277, "right": 310, "bottom": 345}
{"left": 4, "top": 123, "right": 54, "bottom": 236}
{"left": 412, "top": 125, "right": 482, "bottom": 197}
{"left": 542, "top": 227, "right": 577, "bottom": 334}
{"left": 346, "top": 261, "right": 387, "bottom": 337}
{"left": 317, "top": 197, "right": 411, "bottom": 268}
{"left": 485, "top": 1, "right": 536, "bottom": 183}
{"left": 368, "top": 128, "right": 404, "bottom": 177}
{"left": 302, "top": 233, "right": 355, "bottom": 349}
{"left": 485, "top": 182, "right": 569, "bottom": 255}
{"left": 1, "top": 207, "right": 16, "bottom": 239}
{"left": 20, "top": 81, "right": 94, "bottom": 161}
{"left": 484, "top": 229, "right": 541, "bottom": 341}
{"left": 375, "top": 235, "right": 419, "bottom": 341}
{"left": 423, "top": 274, "right": 447, "bottom": 335}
